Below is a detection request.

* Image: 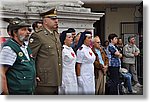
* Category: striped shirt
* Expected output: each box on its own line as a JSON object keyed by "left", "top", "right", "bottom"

{"left": 0, "top": 45, "right": 30, "bottom": 66}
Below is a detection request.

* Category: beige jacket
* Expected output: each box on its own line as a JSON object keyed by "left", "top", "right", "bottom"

{"left": 123, "top": 44, "right": 140, "bottom": 64}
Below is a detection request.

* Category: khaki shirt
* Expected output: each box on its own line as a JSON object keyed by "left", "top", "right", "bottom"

{"left": 29, "top": 28, "right": 62, "bottom": 86}
{"left": 123, "top": 44, "right": 140, "bottom": 64}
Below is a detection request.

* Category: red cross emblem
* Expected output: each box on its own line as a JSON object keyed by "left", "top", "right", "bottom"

{"left": 71, "top": 52, "right": 75, "bottom": 57}
{"left": 89, "top": 52, "right": 92, "bottom": 56}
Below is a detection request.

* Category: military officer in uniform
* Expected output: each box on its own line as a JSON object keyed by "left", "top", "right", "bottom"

{"left": 29, "top": 8, "right": 62, "bottom": 95}
{"left": 0, "top": 17, "right": 36, "bottom": 95}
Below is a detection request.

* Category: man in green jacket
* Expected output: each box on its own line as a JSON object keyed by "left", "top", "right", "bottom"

{"left": 0, "top": 17, "right": 36, "bottom": 95}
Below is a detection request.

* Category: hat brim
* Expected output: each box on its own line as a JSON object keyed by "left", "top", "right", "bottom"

{"left": 10, "top": 23, "right": 31, "bottom": 31}
{"left": 50, "top": 16, "right": 58, "bottom": 19}
{"left": 18, "top": 22, "right": 31, "bottom": 27}
{"left": 20, "top": 25, "right": 31, "bottom": 27}
{"left": 44, "top": 16, "right": 58, "bottom": 19}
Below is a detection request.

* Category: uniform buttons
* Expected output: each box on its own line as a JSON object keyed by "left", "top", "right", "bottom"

{"left": 59, "top": 64, "right": 61, "bottom": 66}
{"left": 24, "top": 77, "right": 26, "bottom": 79}
{"left": 58, "top": 50, "right": 59, "bottom": 52}
{"left": 49, "top": 46, "right": 51, "bottom": 48}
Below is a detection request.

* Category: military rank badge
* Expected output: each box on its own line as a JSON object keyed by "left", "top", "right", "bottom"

{"left": 18, "top": 52, "right": 23, "bottom": 57}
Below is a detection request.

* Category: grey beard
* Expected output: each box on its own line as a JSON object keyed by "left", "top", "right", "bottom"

{"left": 18, "top": 35, "right": 26, "bottom": 42}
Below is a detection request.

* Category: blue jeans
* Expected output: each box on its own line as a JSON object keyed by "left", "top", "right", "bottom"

{"left": 121, "top": 73, "right": 132, "bottom": 92}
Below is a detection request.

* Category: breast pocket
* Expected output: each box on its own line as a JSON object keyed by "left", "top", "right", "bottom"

{"left": 44, "top": 44, "right": 55, "bottom": 55}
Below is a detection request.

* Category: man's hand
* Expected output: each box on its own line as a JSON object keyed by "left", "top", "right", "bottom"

{"left": 102, "top": 65, "right": 108, "bottom": 75}
{"left": 118, "top": 53, "right": 122, "bottom": 58}
{"left": 133, "top": 52, "right": 139, "bottom": 56}
{"left": 115, "top": 51, "right": 122, "bottom": 58}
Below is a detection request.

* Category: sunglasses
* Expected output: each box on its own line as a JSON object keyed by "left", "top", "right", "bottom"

{"left": 96, "top": 42, "right": 101, "bottom": 44}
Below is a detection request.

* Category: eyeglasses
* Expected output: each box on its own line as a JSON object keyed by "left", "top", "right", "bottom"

{"left": 96, "top": 42, "right": 101, "bottom": 44}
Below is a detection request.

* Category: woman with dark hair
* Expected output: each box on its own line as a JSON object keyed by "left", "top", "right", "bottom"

{"left": 59, "top": 30, "right": 78, "bottom": 95}
{"left": 76, "top": 31, "right": 96, "bottom": 95}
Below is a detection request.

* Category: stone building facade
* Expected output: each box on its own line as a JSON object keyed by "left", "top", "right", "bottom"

{"left": 0, "top": 0, "right": 104, "bottom": 37}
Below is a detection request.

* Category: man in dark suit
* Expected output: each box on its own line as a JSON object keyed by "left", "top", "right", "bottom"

{"left": 29, "top": 8, "right": 62, "bottom": 95}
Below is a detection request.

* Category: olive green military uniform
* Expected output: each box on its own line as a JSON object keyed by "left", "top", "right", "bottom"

{"left": 29, "top": 28, "right": 62, "bottom": 94}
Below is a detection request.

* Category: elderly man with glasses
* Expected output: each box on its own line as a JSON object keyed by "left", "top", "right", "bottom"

{"left": 92, "top": 36, "right": 109, "bottom": 95}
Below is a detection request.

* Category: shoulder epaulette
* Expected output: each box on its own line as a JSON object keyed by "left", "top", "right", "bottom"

{"left": 43, "top": 30, "right": 48, "bottom": 35}
{"left": 34, "top": 29, "right": 42, "bottom": 33}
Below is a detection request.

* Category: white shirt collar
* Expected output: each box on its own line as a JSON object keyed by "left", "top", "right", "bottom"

{"left": 82, "top": 44, "right": 90, "bottom": 49}
{"left": 63, "top": 45, "right": 72, "bottom": 50}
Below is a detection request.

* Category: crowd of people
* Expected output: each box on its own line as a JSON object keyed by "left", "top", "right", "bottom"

{"left": 0, "top": 8, "right": 142, "bottom": 95}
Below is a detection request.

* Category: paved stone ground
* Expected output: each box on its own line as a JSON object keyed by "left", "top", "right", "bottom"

{"left": 125, "top": 86, "right": 143, "bottom": 95}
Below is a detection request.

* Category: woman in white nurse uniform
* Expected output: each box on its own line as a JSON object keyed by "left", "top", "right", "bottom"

{"left": 76, "top": 31, "right": 96, "bottom": 95}
{"left": 59, "top": 30, "right": 78, "bottom": 95}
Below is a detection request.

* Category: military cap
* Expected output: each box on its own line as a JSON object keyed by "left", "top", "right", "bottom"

{"left": 40, "top": 8, "right": 57, "bottom": 18}
{"left": 9, "top": 17, "right": 30, "bottom": 31}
